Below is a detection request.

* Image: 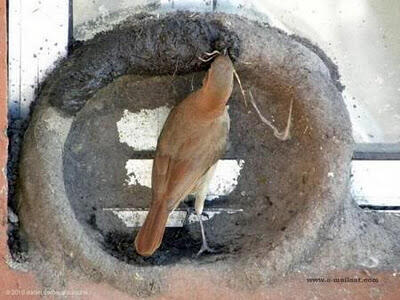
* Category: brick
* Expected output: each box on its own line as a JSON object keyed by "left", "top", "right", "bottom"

{"left": 0, "top": 0, "right": 9, "bottom": 261}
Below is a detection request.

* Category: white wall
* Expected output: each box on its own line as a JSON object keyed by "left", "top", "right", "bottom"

{"left": 73, "top": 0, "right": 400, "bottom": 144}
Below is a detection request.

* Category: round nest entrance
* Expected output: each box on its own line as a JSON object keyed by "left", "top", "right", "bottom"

{"left": 18, "top": 12, "right": 353, "bottom": 295}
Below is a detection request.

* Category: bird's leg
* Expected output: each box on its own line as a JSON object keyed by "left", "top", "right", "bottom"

{"left": 196, "top": 213, "right": 216, "bottom": 257}
{"left": 193, "top": 164, "right": 218, "bottom": 256}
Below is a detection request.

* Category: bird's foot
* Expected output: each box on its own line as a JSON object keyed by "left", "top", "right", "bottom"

{"left": 196, "top": 241, "right": 216, "bottom": 257}
{"left": 196, "top": 212, "right": 217, "bottom": 257}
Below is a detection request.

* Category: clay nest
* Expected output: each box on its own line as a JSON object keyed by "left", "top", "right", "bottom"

{"left": 18, "top": 12, "right": 353, "bottom": 296}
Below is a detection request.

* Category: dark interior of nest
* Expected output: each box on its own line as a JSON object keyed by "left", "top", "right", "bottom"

{"left": 63, "top": 70, "right": 320, "bottom": 265}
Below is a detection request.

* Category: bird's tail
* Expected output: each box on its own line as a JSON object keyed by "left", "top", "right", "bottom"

{"left": 134, "top": 200, "right": 169, "bottom": 257}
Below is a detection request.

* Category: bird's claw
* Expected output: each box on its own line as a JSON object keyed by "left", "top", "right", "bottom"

{"left": 196, "top": 243, "right": 216, "bottom": 257}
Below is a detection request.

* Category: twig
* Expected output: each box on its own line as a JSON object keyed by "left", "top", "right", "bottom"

{"left": 191, "top": 74, "right": 195, "bottom": 91}
{"left": 170, "top": 58, "right": 179, "bottom": 82}
{"left": 198, "top": 50, "right": 220, "bottom": 62}
{"left": 233, "top": 68, "right": 247, "bottom": 107}
{"left": 248, "top": 90, "right": 293, "bottom": 141}
{"left": 204, "top": 50, "right": 221, "bottom": 57}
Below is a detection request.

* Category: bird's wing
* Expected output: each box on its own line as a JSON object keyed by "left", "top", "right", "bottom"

{"left": 152, "top": 155, "right": 200, "bottom": 210}
{"left": 151, "top": 110, "right": 228, "bottom": 211}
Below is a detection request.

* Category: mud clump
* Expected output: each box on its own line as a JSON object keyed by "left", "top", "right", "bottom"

{"left": 44, "top": 12, "right": 240, "bottom": 115}
{"left": 7, "top": 118, "right": 30, "bottom": 263}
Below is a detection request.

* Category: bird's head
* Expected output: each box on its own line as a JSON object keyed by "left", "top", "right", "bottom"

{"left": 202, "top": 54, "right": 234, "bottom": 104}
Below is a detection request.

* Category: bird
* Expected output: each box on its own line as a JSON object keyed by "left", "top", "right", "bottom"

{"left": 135, "top": 52, "right": 234, "bottom": 257}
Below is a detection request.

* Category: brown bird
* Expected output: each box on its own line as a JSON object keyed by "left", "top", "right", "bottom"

{"left": 135, "top": 53, "right": 234, "bottom": 257}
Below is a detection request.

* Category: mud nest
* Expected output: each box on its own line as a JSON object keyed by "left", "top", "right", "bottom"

{"left": 18, "top": 12, "right": 353, "bottom": 296}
